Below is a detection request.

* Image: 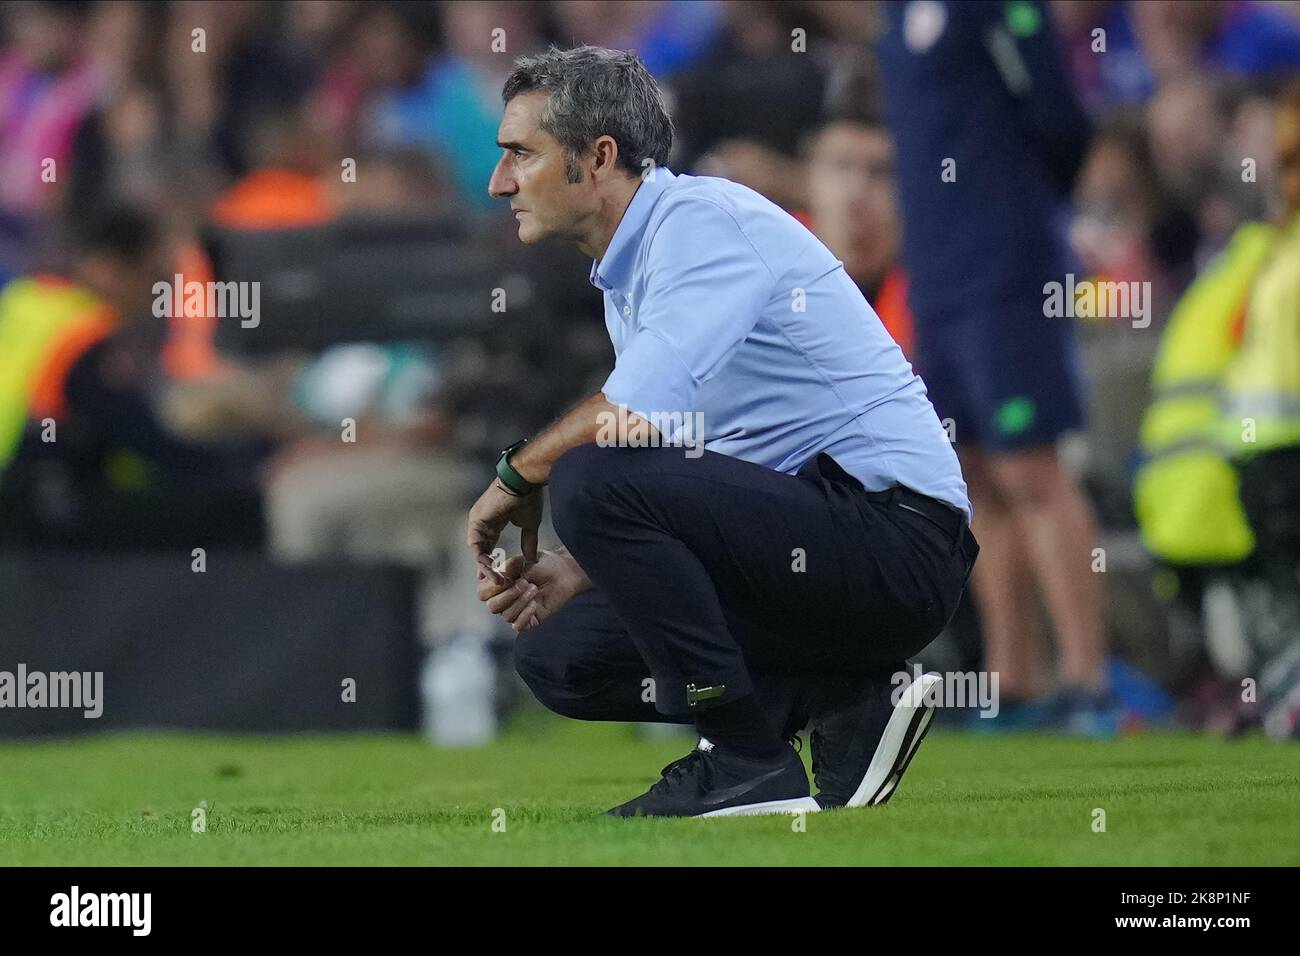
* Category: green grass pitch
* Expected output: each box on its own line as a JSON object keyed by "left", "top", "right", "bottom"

{"left": 2, "top": 717, "right": 1297, "bottom": 866}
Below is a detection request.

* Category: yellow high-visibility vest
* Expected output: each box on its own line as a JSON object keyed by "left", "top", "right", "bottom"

{"left": 0, "top": 276, "right": 115, "bottom": 475}
{"left": 1134, "top": 222, "right": 1274, "bottom": 565}
{"left": 1221, "top": 213, "right": 1300, "bottom": 459}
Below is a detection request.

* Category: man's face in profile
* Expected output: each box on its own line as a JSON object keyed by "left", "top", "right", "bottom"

{"left": 489, "top": 91, "right": 591, "bottom": 245}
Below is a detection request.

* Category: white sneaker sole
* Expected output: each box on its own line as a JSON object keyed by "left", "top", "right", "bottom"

{"left": 699, "top": 796, "right": 822, "bottom": 817}
{"left": 844, "top": 672, "right": 941, "bottom": 808}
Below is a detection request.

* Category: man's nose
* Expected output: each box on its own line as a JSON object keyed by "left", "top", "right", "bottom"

{"left": 488, "top": 157, "right": 516, "bottom": 199}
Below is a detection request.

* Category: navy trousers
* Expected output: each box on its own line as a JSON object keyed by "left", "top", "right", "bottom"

{"left": 513, "top": 444, "right": 978, "bottom": 736}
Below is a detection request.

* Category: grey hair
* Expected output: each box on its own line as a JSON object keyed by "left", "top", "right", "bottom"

{"left": 502, "top": 45, "right": 673, "bottom": 184}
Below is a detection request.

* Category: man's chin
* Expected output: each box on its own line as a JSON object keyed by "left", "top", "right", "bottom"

{"left": 513, "top": 213, "right": 555, "bottom": 244}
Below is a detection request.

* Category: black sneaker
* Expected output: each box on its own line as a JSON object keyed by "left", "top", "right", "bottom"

{"left": 604, "top": 737, "right": 817, "bottom": 818}
{"left": 811, "top": 672, "right": 941, "bottom": 809}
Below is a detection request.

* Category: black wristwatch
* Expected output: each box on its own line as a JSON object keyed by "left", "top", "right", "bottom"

{"left": 495, "top": 438, "right": 543, "bottom": 496}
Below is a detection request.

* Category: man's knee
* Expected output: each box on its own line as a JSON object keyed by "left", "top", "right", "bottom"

{"left": 512, "top": 623, "right": 561, "bottom": 693}
{"left": 512, "top": 621, "right": 594, "bottom": 720}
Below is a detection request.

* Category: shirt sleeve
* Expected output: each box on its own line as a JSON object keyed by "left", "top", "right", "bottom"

{"left": 601, "top": 198, "right": 774, "bottom": 433}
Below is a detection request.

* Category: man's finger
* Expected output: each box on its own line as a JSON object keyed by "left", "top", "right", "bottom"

{"left": 477, "top": 553, "right": 534, "bottom": 602}
{"left": 468, "top": 509, "right": 507, "bottom": 559}
{"left": 513, "top": 601, "right": 541, "bottom": 633}
{"left": 469, "top": 531, "right": 498, "bottom": 562}
{"left": 498, "top": 582, "right": 538, "bottom": 623}
{"left": 521, "top": 526, "right": 539, "bottom": 565}
{"left": 486, "top": 579, "right": 531, "bottom": 614}
{"left": 477, "top": 569, "right": 511, "bottom": 602}
{"left": 514, "top": 582, "right": 556, "bottom": 632}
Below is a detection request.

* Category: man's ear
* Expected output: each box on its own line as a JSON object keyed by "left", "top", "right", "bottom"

{"left": 591, "top": 135, "right": 620, "bottom": 179}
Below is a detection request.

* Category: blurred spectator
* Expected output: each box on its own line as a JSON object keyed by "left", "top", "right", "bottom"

{"left": 281, "top": 0, "right": 365, "bottom": 155}
{"left": 670, "top": 0, "right": 827, "bottom": 208}
{"left": 807, "top": 0, "right": 884, "bottom": 113}
{"left": 326, "top": 0, "right": 439, "bottom": 153}
{"left": 1132, "top": 212, "right": 1273, "bottom": 730}
{"left": 206, "top": 2, "right": 320, "bottom": 178}
{"left": 211, "top": 95, "right": 336, "bottom": 229}
{"left": 1133, "top": 80, "right": 1300, "bottom": 737}
{"left": 365, "top": 0, "right": 540, "bottom": 211}
{"left": 1132, "top": 0, "right": 1300, "bottom": 85}
{"left": 0, "top": 0, "right": 101, "bottom": 282}
{"left": 1147, "top": 76, "right": 1235, "bottom": 245}
{"left": 154, "top": 90, "right": 332, "bottom": 390}
{"left": 65, "top": 2, "right": 170, "bottom": 215}
{"left": 0, "top": 204, "right": 266, "bottom": 548}
{"left": 327, "top": 146, "right": 457, "bottom": 218}
{"left": 1057, "top": 1, "right": 1300, "bottom": 115}
{"left": 878, "top": 0, "right": 1111, "bottom": 733}
{"left": 1218, "top": 81, "right": 1300, "bottom": 739}
{"left": 1053, "top": 0, "right": 1157, "bottom": 111}
{"left": 549, "top": 0, "right": 724, "bottom": 76}
{"left": 261, "top": 340, "right": 484, "bottom": 648}
{"left": 800, "top": 113, "right": 913, "bottom": 356}
{"left": 1139, "top": 72, "right": 1286, "bottom": 278}
{"left": 1071, "top": 113, "right": 1198, "bottom": 318}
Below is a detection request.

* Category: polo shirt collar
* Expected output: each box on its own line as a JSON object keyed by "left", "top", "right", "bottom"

{"left": 589, "top": 166, "right": 676, "bottom": 293}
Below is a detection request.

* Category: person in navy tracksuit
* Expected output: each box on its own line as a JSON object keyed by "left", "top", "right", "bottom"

{"left": 877, "top": 1, "right": 1114, "bottom": 733}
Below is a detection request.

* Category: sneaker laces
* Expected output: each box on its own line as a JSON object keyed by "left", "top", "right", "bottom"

{"left": 651, "top": 748, "right": 713, "bottom": 793}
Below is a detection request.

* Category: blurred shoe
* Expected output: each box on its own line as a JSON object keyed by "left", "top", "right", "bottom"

{"left": 1261, "top": 639, "right": 1300, "bottom": 741}
{"left": 1177, "top": 674, "right": 1252, "bottom": 734}
{"left": 604, "top": 737, "right": 816, "bottom": 818}
{"left": 810, "top": 671, "right": 941, "bottom": 809}
{"left": 1106, "top": 655, "right": 1175, "bottom": 723}
{"left": 966, "top": 696, "right": 1055, "bottom": 734}
{"left": 1263, "top": 694, "right": 1300, "bottom": 740}
{"left": 1042, "top": 687, "right": 1122, "bottom": 739}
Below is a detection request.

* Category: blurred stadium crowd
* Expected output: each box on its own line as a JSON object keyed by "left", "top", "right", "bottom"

{"left": 2, "top": 0, "right": 1299, "bottom": 739}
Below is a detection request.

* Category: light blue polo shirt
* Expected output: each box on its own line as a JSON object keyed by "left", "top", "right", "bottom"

{"left": 593, "top": 167, "right": 971, "bottom": 522}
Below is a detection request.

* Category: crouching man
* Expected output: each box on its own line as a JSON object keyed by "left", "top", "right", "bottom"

{"left": 467, "top": 46, "right": 978, "bottom": 817}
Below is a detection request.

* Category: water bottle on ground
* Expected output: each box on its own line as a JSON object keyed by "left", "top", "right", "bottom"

{"left": 421, "top": 634, "right": 497, "bottom": 747}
